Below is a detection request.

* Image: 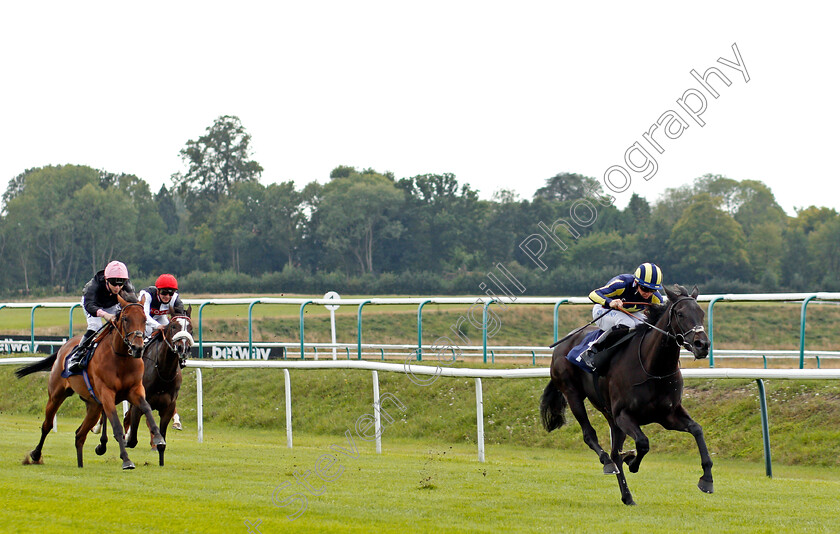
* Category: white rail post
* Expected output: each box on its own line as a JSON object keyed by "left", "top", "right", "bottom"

{"left": 284, "top": 369, "right": 293, "bottom": 448}
{"left": 324, "top": 291, "right": 340, "bottom": 361}
{"left": 372, "top": 370, "right": 381, "bottom": 454}
{"left": 475, "top": 377, "right": 485, "bottom": 463}
{"left": 196, "top": 368, "right": 203, "bottom": 443}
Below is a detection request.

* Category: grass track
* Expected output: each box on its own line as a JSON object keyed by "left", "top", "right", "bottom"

{"left": 2, "top": 415, "right": 838, "bottom": 534}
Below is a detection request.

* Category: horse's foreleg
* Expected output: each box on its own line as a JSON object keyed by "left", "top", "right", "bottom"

{"left": 663, "top": 408, "right": 714, "bottom": 494}
{"left": 75, "top": 401, "right": 102, "bottom": 467}
{"left": 129, "top": 390, "right": 165, "bottom": 450}
{"left": 156, "top": 401, "right": 176, "bottom": 466}
{"left": 614, "top": 412, "right": 650, "bottom": 475}
{"left": 100, "top": 393, "right": 134, "bottom": 470}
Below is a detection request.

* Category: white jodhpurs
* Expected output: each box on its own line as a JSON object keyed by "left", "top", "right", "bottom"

{"left": 592, "top": 304, "right": 645, "bottom": 331}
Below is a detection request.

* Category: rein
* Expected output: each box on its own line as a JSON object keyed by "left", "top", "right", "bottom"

{"left": 617, "top": 296, "right": 704, "bottom": 353}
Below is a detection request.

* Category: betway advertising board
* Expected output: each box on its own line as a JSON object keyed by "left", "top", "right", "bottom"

{"left": 0, "top": 335, "right": 284, "bottom": 360}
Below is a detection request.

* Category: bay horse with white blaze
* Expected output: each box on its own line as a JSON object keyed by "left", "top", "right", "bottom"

{"left": 16, "top": 292, "right": 165, "bottom": 470}
{"left": 540, "top": 284, "right": 714, "bottom": 505}
{"left": 121, "top": 307, "right": 193, "bottom": 466}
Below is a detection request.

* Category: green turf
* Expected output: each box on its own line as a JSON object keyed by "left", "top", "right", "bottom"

{"left": 1, "top": 415, "right": 838, "bottom": 533}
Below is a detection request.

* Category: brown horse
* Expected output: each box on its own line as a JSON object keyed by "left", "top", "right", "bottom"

{"left": 121, "top": 307, "right": 193, "bottom": 466}
{"left": 16, "top": 292, "right": 165, "bottom": 470}
{"left": 540, "top": 284, "right": 713, "bottom": 505}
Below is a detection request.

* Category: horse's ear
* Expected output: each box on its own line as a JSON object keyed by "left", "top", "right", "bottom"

{"left": 117, "top": 293, "right": 128, "bottom": 308}
{"left": 664, "top": 285, "right": 678, "bottom": 302}
{"left": 139, "top": 293, "right": 147, "bottom": 305}
{"left": 690, "top": 285, "right": 699, "bottom": 300}
{"left": 186, "top": 304, "right": 192, "bottom": 318}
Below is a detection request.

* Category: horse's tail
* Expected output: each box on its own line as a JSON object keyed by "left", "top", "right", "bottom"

{"left": 540, "top": 381, "right": 567, "bottom": 432}
{"left": 15, "top": 352, "right": 57, "bottom": 378}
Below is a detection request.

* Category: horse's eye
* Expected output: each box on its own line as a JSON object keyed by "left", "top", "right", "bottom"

{"left": 677, "top": 312, "right": 684, "bottom": 318}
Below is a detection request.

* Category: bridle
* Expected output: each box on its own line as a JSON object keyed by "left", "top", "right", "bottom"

{"left": 112, "top": 303, "right": 145, "bottom": 357}
{"left": 631, "top": 295, "right": 706, "bottom": 382}
{"left": 144, "top": 316, "right": 194, "bottom": 380}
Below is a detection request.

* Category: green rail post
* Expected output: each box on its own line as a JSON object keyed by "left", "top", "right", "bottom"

{"left": 707, "top": 296, "right": 725, "bottom": 368}
{"left": 799, "top": 295, "right": 817, "bottom": 369}
{"left": 247, "top": 299, "right": 261, "bottom": 360}
{"left": 299, "top": 300, "right": 313, "bottom": 359}
{"left": 417, "top": 299, "right": 432, "bottom": 361}
{"left": 756, "top": 379, "right": 772, "bottom": 478}
{"left": 197, "top": 301, "right": 212, "bottom": 358}
{"left": 482, "top": 299, "right": 497, "bottom": 364}
{"left": 553, "top": 299, "right": 569, "bottom": 343}
{"left": 357, "top": 300, "right": 371, "bottom": 360}
{"left": 68, "top": 303, "right": 81, "bottom": 338}
{"left": 30, "top": 304, "right": 42, "bottom": 352}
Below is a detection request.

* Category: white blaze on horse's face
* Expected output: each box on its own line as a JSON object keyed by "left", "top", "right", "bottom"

{"left": 170, "top": 317, "right": 194, "bottom": 356}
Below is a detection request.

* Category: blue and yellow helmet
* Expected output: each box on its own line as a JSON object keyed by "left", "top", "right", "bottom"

{"left": 634, "top": 263, "right": 663, "bottom": 291}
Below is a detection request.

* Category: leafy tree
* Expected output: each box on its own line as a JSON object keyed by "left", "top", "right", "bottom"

{"left": 172, "top": 115, "right": 263, "bottom": 223}
{"left": 396, "top": 173, "right": 484, "bottom": 272}
{"left": 534, "top": 172, "right": 604, "bottom": 202}
{"left": 316, "top": 170, "right": 404, "bottom": 273}
{"left": 262, "top": 181, "right": 305, "bottom": 269}
{"left": 668, "top": 194, "right": 749, "bottom": 283}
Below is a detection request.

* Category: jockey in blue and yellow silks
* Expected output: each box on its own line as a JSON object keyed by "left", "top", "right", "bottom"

{"left": 578, "top": 263, "right": 664, "bottom": 372}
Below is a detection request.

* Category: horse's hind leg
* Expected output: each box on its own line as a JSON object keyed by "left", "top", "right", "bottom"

{"left": 27, "top": 387, "right": 71, "bottom": 464}
{"left": 563, "top": 389, "right": 615, "bottom": 473}
{"left": 608, "top": 424, "right": 636, "bottom": 505}
{"left": 95, "top": 412, "right": 108, "bottom": 456}
{"left": 662, "top": 408, "right": 714, "bottom": 494}
{"left": 124, "top": 406, "right": 140, "bottom": 449}
{"left": 75, "top": 400, "right": 103, "bottom": 467}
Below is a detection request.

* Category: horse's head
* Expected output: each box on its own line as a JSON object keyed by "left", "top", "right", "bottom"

{"left": 663, "top": 285, "right": 710, "bottom": 359}
{"left": 165, "top": 305, "right": 194, "bottom": 365}
{"left": 117, "top": 293, "right": 147, "bottom": 358}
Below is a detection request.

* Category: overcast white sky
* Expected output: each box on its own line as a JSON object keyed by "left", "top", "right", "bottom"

{"left": 2, "top": 1, "right": 838, "bottom": 215}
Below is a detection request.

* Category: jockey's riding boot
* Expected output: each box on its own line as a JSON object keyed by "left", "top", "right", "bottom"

{"left": 67, "top": 329, "right": 96, "bottom": 373}
{"left": 580, "top": 325, "right": 633, "bottom": 372}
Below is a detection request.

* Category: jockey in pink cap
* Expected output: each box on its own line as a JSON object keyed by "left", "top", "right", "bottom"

{"left": 67, "top": 260, "right": 136, "bottom": 373}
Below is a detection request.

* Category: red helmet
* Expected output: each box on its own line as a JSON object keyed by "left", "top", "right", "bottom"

{"left": 155, "top": 273, "right": 178, "bottom": 290}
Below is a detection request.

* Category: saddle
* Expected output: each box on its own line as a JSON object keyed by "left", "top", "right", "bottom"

{"left": 567, "top": 326, "right": 638, "bottom": 374}
{"left": 60, "top": 327, "right": 111, "bottom": 378}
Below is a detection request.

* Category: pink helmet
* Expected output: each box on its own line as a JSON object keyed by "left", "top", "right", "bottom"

{"left": 104, "top": 260, "right": 129, "bottom": 280}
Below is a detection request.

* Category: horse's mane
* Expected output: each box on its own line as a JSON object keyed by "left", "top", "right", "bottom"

{"left": 119, "top": 289, "right": 139, "bottom": 304}
{"left": 646, "top": 284, "right": 690, "bottom": 324}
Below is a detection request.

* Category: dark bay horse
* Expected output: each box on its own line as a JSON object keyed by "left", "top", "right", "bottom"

{"left": 540, "top": 285, "right": 713, "bottom": 505}
{"left": 16, "top": 293, "right": 166, "bottom": 470}
{"left": 122, "top": 307, "right": 194, "bottom": 466}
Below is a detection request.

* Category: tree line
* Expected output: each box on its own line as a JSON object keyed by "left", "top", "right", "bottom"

{"left": 1, "top": 115, "right": 838, "bottom": 298}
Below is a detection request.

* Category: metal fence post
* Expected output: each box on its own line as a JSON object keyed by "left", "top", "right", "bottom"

{"left": 799, "top": 295, "right": 817, "bottom": 369}
{"left": 248, "top": 299, "right": 261, "bottom": 360}
{"left": 299, "top": 300, "right": 313, "bottom": 359}
{"left": 357, "top": 300, "right": 371, "bottom": 360}
{"left": 417, "top": 299, "right": 431, "bottom": 361}
{"left": 707, "top": 296, "right": 725, "bottom": 368}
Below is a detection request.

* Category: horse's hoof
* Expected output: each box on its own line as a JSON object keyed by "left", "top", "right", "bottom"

{"left": 153, "top": 436, "right": 166, "bottom": 447}
{"left": 625, "top": 499, "right": 637, "bottom": 506}
{"left": 122, "top": 460, "right": 135, "bottom": 470}
{"left": 628, "top": 462, "right": 640, "bottom": 474}
{"left": 23, "top": 452, "right": 43, "bottom": 465}
{"left": 698, "top": 479, "right": 714, "bottom": 494}
{"left": 620, "top": 450, "right": 637, "bottom": 464}
{"left": 603, "top": 462, "right": 619, "bottom": 475}
{"left": 95, "top": 444, "right": 106, "bottom": 456}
